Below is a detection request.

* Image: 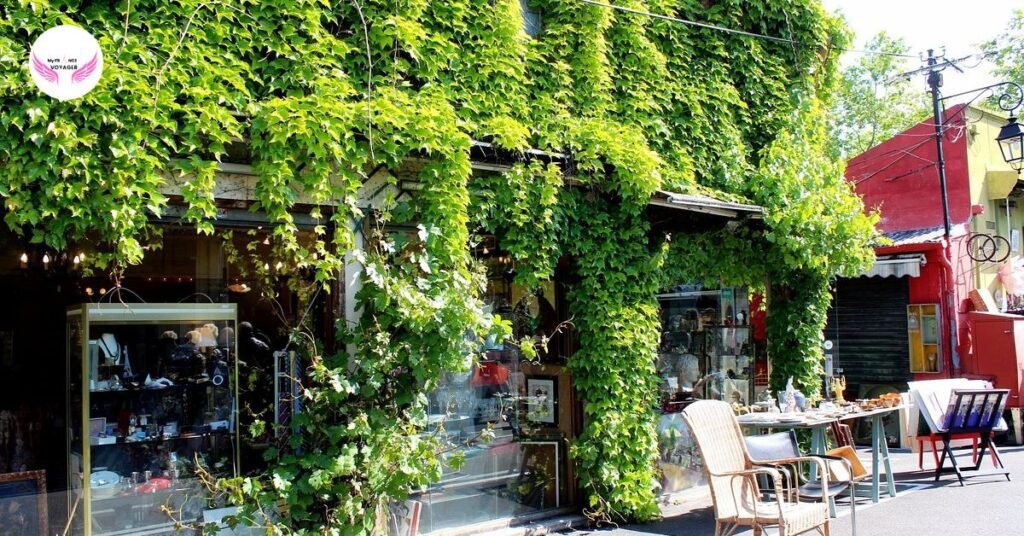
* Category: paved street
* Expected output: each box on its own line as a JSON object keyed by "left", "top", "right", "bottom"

{"left": 561, "top": 444, "right": 1024, "bottom": 536}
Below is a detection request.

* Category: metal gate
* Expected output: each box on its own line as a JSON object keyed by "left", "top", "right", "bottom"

{"left": 824, "top": 276, "right": 912, "bottom": 391}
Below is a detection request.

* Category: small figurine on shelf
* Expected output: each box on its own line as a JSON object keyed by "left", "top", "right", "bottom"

{"left": 121, "top": 345, "right": 134, "bottom": 382}
{"left": 780, "top": 377, "right": 797, "bottom": 413}
{"left": 830, "top": 375, "right": 847, "bottom": 405}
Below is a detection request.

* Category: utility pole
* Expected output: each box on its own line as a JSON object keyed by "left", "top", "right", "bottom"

{"left": 892, "top": 51, "right": 1024, "bottom": 374}
{"left": 926, "top": 49, "right": 953, "bottom": 239}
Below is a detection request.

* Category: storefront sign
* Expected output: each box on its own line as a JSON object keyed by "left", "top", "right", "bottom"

{"left": 29, "top": 25, "right": 104, "bottom": 101}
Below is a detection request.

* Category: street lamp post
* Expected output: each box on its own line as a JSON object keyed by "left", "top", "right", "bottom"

{"left": 920, "top": 49, "right": 1024, "bottom": 374}
{"left": 924, "top": 49, "right": 1024, "bottom": 239}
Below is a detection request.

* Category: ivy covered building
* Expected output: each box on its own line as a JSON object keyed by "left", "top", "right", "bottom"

{"left": 0, "top": 1, "right": 874, "bottom": 534}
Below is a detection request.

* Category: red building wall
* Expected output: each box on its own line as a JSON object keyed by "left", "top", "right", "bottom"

{"left": 846, "top": 107, "right": 971, "bottom": 233}
{"left": 846, "top": 106, "right": 975, "bottom": 378}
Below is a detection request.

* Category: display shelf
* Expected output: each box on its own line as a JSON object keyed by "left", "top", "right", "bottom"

{"left": 88, "top": 382, "right": 223, "bottom": 397}
{"left": 91, "top": 430, "right": 234, "bottom": 447}
{"left": 657, "top": 288, "right": 754, "bottom": 407}
{"left": 93, "top": 523, "right": 178, "bottom": 536}
{"left": 908, "top": 304, "right": 942, "bottom": 373}
{"left": 67, "top": 303, "right": 239, "bottom": 536}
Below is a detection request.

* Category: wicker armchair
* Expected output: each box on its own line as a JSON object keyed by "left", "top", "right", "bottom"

{"left": 682, "top": 401, "right": 831, "bottom": 536}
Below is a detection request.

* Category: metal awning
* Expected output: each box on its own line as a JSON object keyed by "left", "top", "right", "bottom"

{"left": 647, "top": 190, "right": 765, "bottom": 234}
{"left": 859, "top": 254, "right": 926, "bottom": 278}
{"left": 649, "top": 190, "right": 764, "bottom": 219}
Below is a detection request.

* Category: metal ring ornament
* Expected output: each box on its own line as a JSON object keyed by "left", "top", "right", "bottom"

{"left": 967, "top": 233, "right": 1011, "bottom": 263}
{"left": 995, "top": 82, "right": 1024, "bottom": 113}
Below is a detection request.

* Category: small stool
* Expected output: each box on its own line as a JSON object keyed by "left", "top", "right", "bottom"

{"left": 917, "top": 432, "right": 996, "bottom": 469}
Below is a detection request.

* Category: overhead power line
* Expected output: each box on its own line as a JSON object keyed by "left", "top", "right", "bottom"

{"left": 577, "top": 0, "right": 918, "bottom": 59}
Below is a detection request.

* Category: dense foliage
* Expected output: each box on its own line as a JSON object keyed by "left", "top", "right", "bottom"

{"left": 0, "top": 0, "right": 875, "bottom": 532}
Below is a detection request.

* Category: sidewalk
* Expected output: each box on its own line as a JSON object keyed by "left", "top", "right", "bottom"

{"left": 560, "top": 445, "right": 1024, "bottom": 536}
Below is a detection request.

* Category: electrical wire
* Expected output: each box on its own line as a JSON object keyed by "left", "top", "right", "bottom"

{"left": 881, "top": 163, "right": 936, "bottom": 183}
{"left": 846, "top": 136, "right": 937, "bottom": 168}
{"left": 850, "top": 138, "right": 934, "bottom": 185}
{"left": 577, "top": 0, "right": 918, "bottom": 59}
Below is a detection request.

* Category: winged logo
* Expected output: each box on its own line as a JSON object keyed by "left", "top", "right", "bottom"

{"left": 31, "top": 53, "right": 58, "bottom": 85}
{"left": 71, "top": 53, "right": 99, "bottom": 84}
{"left": 28, "top": 25, "right": 104, "bottom": 101}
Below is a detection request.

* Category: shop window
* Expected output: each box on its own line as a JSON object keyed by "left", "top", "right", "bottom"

{"left": 655, "top": 286, "right": 763, "bottom": 494}
{"left": 0, "top": 222, "right": 320, "bottom": 533}
{"left": 411, "top": 253, "right": 569, "bottom": 534}
{"left": 520, "top": 0, "right": 542, "bottom": 38}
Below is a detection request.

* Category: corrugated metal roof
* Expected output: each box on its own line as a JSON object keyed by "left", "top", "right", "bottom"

{"left": 651, "top": 190, "right": 764, "bottom": 219}
{"left": 883, "top": 226, "right": 945, "bottom": 247}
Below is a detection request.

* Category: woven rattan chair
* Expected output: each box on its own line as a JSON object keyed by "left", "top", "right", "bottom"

{"left": 682, "top": 401, "right": 831, "bottom": 536}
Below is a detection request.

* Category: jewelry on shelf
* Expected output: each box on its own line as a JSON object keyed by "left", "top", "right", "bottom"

{"left": 97, "top": 333, "right": 121, "bottom": 365}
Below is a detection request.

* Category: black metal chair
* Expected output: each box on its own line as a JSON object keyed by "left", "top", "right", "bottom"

{"left": 934, "top": 388, "right": 1012, "bottom": 485}
{"left": 745, "top": 431, "right": 856, "bottom": 534}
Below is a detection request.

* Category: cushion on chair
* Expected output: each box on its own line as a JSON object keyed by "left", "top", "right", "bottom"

{"left": 744, "top": 431, "right": 801, "bottom": 462}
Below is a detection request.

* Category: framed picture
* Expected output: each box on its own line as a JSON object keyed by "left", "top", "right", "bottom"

{"left": 384, "top": 499, "right": 421, "bottom": 536}
{"left": 88, "top": 417, "right": 106, "bottom": 437}
{"left": 526, "top": 376, "right": 558, "bottom": 425}
{"left": 0, "top": 470, "right": 47, "bottom": 536}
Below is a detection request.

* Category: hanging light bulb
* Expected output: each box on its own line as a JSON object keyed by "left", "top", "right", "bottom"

{"left": 275, "top": 261, "right": 283, "bottom": 271}
{"left": 99, "top": 288, "right": 107, "bottom": 295}
{"left": 42, "top": 253, "right": 50, "bottom": 265}
{"left": 79, "top": 252, "right": 85, "bottom": 261}
{"left": 262, "top": 236, "right": 270, "bottom": 245}
{"left": 263, "top": 262, "right": 270, "bottom": 270}
{"left": 19, "top": 253, "right": 28, "bottom": 264}
{"left": 482, "top": 246, "right": 489, "bottom": 255}
{"left": 73, "top": 254, "right": 81, "bottom": 265}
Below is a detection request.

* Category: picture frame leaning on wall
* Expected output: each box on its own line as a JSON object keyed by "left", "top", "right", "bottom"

{"left": 0, "top": 469, "right": 47, "bottom": 536}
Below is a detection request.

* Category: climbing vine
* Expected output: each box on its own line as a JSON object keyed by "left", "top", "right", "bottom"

{"left": 0, "top": 0, "right": 876, "bottom": 531}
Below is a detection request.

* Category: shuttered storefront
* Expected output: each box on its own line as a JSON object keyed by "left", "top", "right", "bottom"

{"left": 824, "top": 276, "right": 912, "bottom": 392}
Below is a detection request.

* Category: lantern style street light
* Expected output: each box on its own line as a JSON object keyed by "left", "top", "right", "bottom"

{"left": 996, "top": 114, "right": 1024, "bottom": 173}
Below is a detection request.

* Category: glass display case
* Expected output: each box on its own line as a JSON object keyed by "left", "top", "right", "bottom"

{"left": 66, "top": 303, "right": 238, "bottom": 536}
{"left": 657, "top": 288, "right": 753, "bottom": 406}
{"left": 414, "top": 350, "right": 565, "bottom": 533}
{"left": 655, "top": 287, "right": 753, "bottom": 494}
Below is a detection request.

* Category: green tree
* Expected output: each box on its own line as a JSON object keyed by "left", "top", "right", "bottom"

{"left": 828, "top": 31, "right": 929, "bottom": 159}
{"left": 984, "top": 9, "right": 1024, "bottom": 94}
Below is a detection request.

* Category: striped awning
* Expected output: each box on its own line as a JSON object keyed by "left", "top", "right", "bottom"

{"left": 860, "top": 254, "right": 926, "bottom": 278}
